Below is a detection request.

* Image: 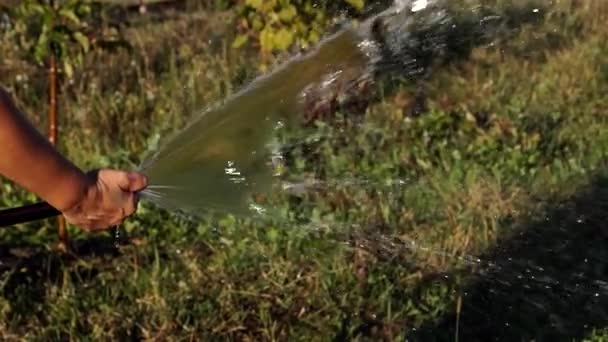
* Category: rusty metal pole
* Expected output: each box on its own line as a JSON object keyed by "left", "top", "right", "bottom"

{"left": 48, "top": 54, "right": 69, "bottom": 247}
{"left": 48, "top": 55, "right": 58, "bottom": 145}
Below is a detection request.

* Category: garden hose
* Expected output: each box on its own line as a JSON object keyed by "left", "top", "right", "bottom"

{"left": 0, "top": 202, "right": 60, "bottom": 227}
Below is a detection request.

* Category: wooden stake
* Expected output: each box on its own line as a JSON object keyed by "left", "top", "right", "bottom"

{"left": 48, "top": 55, "right": 68, "bottom": 249}
{"left": 48, "top": 55, "right": 58, "bottom": 144}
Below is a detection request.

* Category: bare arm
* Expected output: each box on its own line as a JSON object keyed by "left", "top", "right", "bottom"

{"left": 0, "top": 87, "right": 147, "bottom": 230}
{"left": 0, "top": 87, "right": 89, "bottom": 212}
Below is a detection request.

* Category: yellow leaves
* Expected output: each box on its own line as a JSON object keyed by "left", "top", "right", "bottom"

{"left": 63, "top": 59, "right": 74, "bottom": 79}
{"left": 232, "top": 34, "right": 249, "bottom": 49}
{"left": 235, "top": 1, "right": 367, "bottom": 54}
{"left": 245, "top": 0, "right": 278, "bottom": 12}
{"left": 273, "top": 28, "right": 295, "bottom": 51}
{"left": 278, "top": 4, "right": 297, "bottom": 22}
{"left": 345, "top": 0, "right": 365, "bottom": 11}
{"left": 245, "top": 0, "right": 264, "bottom": 10}
{"left": 259, "top": 27, "right": 274, "bottom": 52}
{"left": 260, "top": 27, "right": 295, "bottom": 52}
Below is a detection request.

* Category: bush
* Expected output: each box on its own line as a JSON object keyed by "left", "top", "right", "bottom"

{"left": 232, "top": 0, "right": 369, "bottom": 66}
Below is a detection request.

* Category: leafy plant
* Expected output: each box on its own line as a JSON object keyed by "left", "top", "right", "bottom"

{"left": 12, "top": 0, "right": 93, "bottom": 80}
{"left": 8, "top": 0, "right": 130, "bottom": 247}
{"left": 233, "top": 0, "right": 366, "bottom": 67}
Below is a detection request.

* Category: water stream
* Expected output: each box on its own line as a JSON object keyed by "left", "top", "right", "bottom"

{"left": 138, "top": 0, "right": 542, "bottom": 216}
{"left": 135, "top": 1, "right": 608, "bottom": 337}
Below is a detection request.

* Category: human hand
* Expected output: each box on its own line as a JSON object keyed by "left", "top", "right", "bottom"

{"left": 61, "top": 169, "right": 147, "bottom": 231}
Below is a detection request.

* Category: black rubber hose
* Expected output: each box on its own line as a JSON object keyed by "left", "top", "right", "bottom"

{"left": 0, "top": 202, "right": 61, "bottom": 227}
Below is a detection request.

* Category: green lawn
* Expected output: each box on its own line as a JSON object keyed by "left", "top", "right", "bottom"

{"left": 1, "top": 1, "right": 608, "bottom": 340}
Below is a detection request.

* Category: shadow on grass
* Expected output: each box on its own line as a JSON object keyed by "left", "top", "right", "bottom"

{"left": 407, "top": 175, "right": 608, "bottom": 341}
{"left": 0, "top": 235, "right": 125, "bottom": 318}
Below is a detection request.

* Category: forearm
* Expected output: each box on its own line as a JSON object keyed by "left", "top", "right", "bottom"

{"left": 0, "top": 87, "right": 88, "bottom": 211}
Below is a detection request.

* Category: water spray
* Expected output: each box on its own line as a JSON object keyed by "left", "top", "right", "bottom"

{"left": 0, "top": 0, "right": 546, "bottom": 227}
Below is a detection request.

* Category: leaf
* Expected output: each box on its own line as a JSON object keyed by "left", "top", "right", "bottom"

{"left": 41, "top": 8, "right": 55, "bottom": 30}
{"left": 278, "top": 4, "right": 297, "bottom": 22}
{"left": 259, "top": 26, "right": 274, "bottom": 52}
{"left": 26, "top": 3, "right": 46, "bottom": 15}
{"left": 76, "top": 2, "right": 91, "bottom": 16}
{"left": 345, "top": 0, "right": 365, "bottom": 11}
{"left": 34, "top": 31, "right": 49, "bottom": 63}
{"left": 63, "top": 59, "right": 74, "bottom": 79}
{"left": 245, "top": 0, "right": 263, "bottom": 10}
{"left": 72, "top": 31, "right": 90, "bottom": 53}
{"left": 75, "top": 52, "right": 84, "bottom": 67}
{"left": 273, "top": 27, "right": 294, "bottom": 51}
{"left": 232, "top": 34, "right": 249, "bottom": 49}
{"left": 266, "top": 227, "right": 279, "bottom": 242}
{"left": 251, "top": 17, "right": 263, "bottom": 31}
{"left": 59, "top": 8, "right": 80, "bottom": 26}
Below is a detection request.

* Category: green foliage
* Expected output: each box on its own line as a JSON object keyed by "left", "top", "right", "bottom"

{"left": 584, "top": 329, "right": 608, "bottom": 342}
{"left": 9, "top": 0, "right": 131, "bottom": 79}
{"left": 10, "top": 0, "right": 92, "bottom": 78}
{"left": 233, "top": 0, "right": 366, "bottom": 63}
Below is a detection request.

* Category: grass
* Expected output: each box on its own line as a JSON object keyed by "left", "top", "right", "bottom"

{"left": 1, "top": 0, "right": 608, "bottom": 340}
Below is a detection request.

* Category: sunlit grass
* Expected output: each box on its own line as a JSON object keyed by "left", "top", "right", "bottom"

{"left": 1, "top": 1, "right": 607, "bottom": 340}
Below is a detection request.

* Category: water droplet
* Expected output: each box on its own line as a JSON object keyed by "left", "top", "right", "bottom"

{"left": 411, "top": 0, "right": 428, "bottom": 12}
{"left": 113, "top": 227, "right": 121, "bottom": 248}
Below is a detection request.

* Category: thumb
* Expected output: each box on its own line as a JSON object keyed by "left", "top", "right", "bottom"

{"left": 127, "top": 172, "right": 148, "bottom": 192}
